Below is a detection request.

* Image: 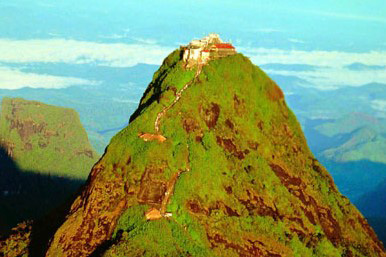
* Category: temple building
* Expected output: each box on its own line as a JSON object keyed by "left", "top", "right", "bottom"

{"left": 180, "top": 33, "right": 236, "bottom": 67}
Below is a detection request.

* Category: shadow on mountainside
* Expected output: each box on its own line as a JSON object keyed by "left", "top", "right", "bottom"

{"left": 0, "top": 146, "right": 86, "bottom": 255}
{"left": 355, "top": 178, "right": 386, "bottom": 246}
{"left": 317, "top": 159, "right": 386, "bottom": 247}
{"left": 128, "top": 68, "right": 167, "bottom": 123}
{"left": 320, "top": 159, "right": 386, "bottom": 202}
{"left": 365, "top": 217, "right": 386, "bottom": 247}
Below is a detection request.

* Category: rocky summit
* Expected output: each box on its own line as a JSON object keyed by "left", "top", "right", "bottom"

{"left": 37, "top": 48, "right": 384, "bottom": 256}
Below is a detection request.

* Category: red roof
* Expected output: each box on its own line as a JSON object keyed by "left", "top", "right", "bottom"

{"left": 214, "top": 43, "right": 235, "bottom": 49}
{"left": 202, "top": 50, "right": 210, "bottom": 52}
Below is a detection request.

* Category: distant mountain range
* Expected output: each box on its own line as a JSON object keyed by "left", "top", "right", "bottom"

{"left": 316, "top": 113, "right": 385, "bottom": 164}
{"left": 301, "top": 113, "right": 386, "bottom": 200}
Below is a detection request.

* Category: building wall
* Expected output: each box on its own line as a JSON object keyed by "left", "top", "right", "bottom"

{"left": 191, "top": 49, "right": 201, "bottom": 60}
{"left": 182, "top": 49, "right": 189, "bottom": 62}
{"left": 201, "top": 51, "right": 210, "bottom": 62}
{"left": 217, "top": 48, "right": 236, "bottom": 57}
{"left": 182, "top": 34, "right": 236, "bottom": 68}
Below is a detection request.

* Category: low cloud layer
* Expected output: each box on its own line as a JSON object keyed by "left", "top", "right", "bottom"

{"left": 345, "top": 63, "right": 386, "bottom": 71}
{"left": 264, "top": 67, "right": 386, "bottom": 90}
{"left": 0, "top": 38, "right": 173, "bottom": 67}
{"left": 0, "top": 38, "right": 385, "bottom": 90}
{"left": 5, "top": 38, "right": 384, "bottom": 69}
{"left": 242, "top": 47, "right": 386, "bottom": 89}
{"left": 371, "top": 100, "right": 386, "bottom": 112}
{"left": 0, "top": 66, "right": 97, "bottom": 89}
{"left": 242, "top": 47, "right": 386, "bottom": 67}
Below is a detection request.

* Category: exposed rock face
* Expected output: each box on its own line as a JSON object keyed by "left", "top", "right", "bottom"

{"left": 46, "top": 50, "right": 384, "bottom": 256}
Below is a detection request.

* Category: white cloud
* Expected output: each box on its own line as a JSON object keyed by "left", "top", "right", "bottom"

{"left": 371, "top": 100, "right": 386, "bottom": 112}
{"left": 265, "top": 67, "right": 386, "bottom": 90}
{"left": 288, "top": 38, "right": 305, "bottom": 44}
{"left": 1, "top": 38, "right": 385, "bottom": 90}
{"left": 99, "top": 29, "right": 131, "bottom": 40}
{"left": 241, "top": 47, "right": 386, "bottom": 68}
{"left": 0, "top": 66, "right": 97, "bottom": 89}
{"left": 132, "top": 37, "right": 158, "bottom": 45}
{"left": 99, "top": 34, "right": 128, "bottom": 39}
{"left": 0, "top": 38, "right": 173, "bottom": 67}
{"left": 239, "top": 47, "right": 386, "bottom": 89}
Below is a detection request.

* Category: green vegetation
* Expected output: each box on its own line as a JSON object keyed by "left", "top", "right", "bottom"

{"left": 106, "top": 206, "right": 211, "bottom": 257}
{"left": 44, "top": 50, "right": 385, "bottom": 256}
{"left": 0, "top": 97, "right": 98, "bottom": 179}
{"left": 0, "top": 97, "right": 98, "bottom": 237}
{"left": 0, "top": 222, "right": 31, "bottom": 257}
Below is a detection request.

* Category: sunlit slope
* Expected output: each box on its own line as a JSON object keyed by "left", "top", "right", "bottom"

{"left": 46, "top": 51, "right": 384, "bottom": 257}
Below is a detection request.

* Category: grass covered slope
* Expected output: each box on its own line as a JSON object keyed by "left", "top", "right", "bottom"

{"left": 46, "top": 51, "right": 384, "bottom": 257}
{"left": 0, "top": 97, "right": 98, "bottom": 179}
{"left": 0, "top": 98, "right": 98, "bottom": 238}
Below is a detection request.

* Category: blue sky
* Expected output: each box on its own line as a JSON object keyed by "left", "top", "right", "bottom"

{"left": 0, "top": 1, "right": 385, "bottom": 90}
{"left": 1, "top": 0, "right": 385, "bottom": 50}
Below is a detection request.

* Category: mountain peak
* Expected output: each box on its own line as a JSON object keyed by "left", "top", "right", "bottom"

{"left": 40, "top": 48, "right": 385, "bottom": 256}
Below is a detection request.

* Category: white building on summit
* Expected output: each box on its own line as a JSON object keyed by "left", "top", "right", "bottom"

{"left": 180, "top": 33, "right": 236, "bottom": 67}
